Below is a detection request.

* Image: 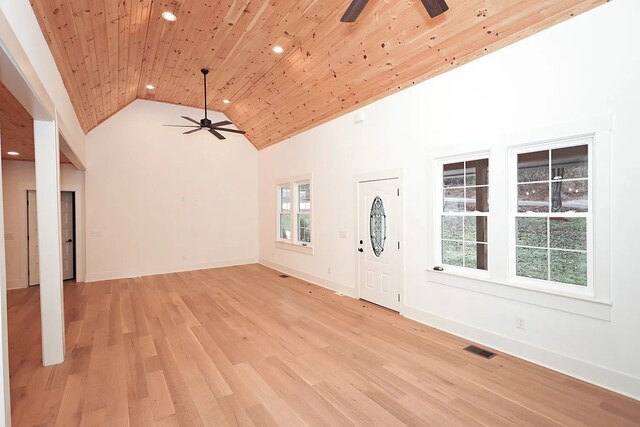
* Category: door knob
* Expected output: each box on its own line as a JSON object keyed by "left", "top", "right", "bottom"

{"left": 358, "top": 248, "right": 364, "bottom": 252}
{"left": 66, "top": 239, "right": 72, "bottom": 243}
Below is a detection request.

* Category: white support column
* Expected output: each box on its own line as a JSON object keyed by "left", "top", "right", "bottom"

{"left": 0, "top": 133, "right": 13, "bottom": 426}
{"left": 34, "top": 118, "right": 65, "bottom": 366}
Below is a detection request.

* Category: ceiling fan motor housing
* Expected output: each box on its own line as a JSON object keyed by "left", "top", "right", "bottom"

{"left": 200, "top": 118, "right": 212, "bottom": 127}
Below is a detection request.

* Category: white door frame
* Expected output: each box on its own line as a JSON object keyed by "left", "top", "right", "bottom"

{"left": 354, "top": 169, "right": 405, "bottom": 311}
{"left": 22, "top": 184, "right": 84, "bottom": 287}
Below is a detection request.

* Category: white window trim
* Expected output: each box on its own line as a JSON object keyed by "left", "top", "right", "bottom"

{"left": 508, "top": 136, "right": 593, "bottom": 298}
{"left": 277, "top": 183, "right": 292, "bottom": 243}
{"left": 275, "top": 174, "right": 313, "bottom": 255}
{"left": 426, "top": 115, "right": 612, "bottom": 320}
{"left": 436, "top": 152, "right": 491, "bottom": 279}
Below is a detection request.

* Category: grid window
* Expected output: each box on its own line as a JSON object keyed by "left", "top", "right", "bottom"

{"left": 296, "top": 182, "right": 311, "bottom": 244}
{"left": 441, "top": 158, "right": 489, "bottom": 270}
{"left": 515, "top": 144, "right": 589, "bottom": 286}
{"left": 278, "top": 185, "right": 291, "bottom": 241}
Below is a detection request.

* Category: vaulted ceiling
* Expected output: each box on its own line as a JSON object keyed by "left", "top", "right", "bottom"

{"left": 30, "top": 0, "right": 605, "bottom": 149}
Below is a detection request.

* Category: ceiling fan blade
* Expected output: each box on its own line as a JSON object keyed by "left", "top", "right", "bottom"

{"left": 210, "top": 120, "right": 232, "bottom": 127}
{"left": 183, "top": 128, "right": 203, "bottom": 135}
{"left": 340, "top": 0, "right": 369, "bottom": 22}
{"left": 181, "top": 116, "right": 202, "bottom": 126}
{"left": 164, "top": 124, "right": 201, "bottom": 128}
{"left": 212, "top": 127, "right": 246, "bottom": 135}
{"left": 209, "top": 128, "right": 226, "bottom": 140}
{"left": 420, "top": 0, "right": 449, "bottom": 18}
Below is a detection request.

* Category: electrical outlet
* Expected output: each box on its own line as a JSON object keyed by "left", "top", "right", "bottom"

{"left": 516, "top": 316, "right": 526, "bottom": 330}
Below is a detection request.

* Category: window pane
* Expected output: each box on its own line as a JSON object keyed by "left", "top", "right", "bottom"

{"left": 516, "top": 217, "right": 548, "bottom": 247}
{"left": 444, "top": 162, "right": 464, "bottom": 188}
{"left": 279, "top": 213, "right": 290, "bottom": 239}
{"left": 552, "top": 145, "right": 588, "bottom": 180}
{"left": 466, "top": 159, "right": 489, "bottom": 186}
{"left": 517, "top": 183, "right": 549, "bottom": 213}
{"left": 550, "top": 218, "right": 586, "bottom": 251}
{"left": 550, "top": 250, "right": 587, "bottom": 286}
{"left": 442, "top": 240, "right": 463, "bottom": 267}
{"left": 466, "top": 186, "right": 488, "bottom": 212}
{"left": 444, "top": 188, "right": 464, "bottom": 212}
{"left": 297, "top": 213, "right": 311, "bottom": 243}
{"left": 552, "top": 180, "right": 588, "bottom": 213}
{"left": 442, "top": 216, "right": 463, "bottom": 240}
{"left": 298, "top": 184, "right": 311, "bottom": 212}
{"left": 516, "top": 247, "right": 548, "bottom": 280}
{"left": 518, "top": 150, "right": 549, "bottom": 182}
{"left": 463, "top": 243, "right": 488, "bottom": 270}
{"left": 464, "top": 216, "right": 487, "bottom": 243}
{"left": 280, "top": 187, "right": 290, "bottom": 211}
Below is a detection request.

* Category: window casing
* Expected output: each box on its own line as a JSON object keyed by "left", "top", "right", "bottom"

{"left": 510, "top": 139, "right": 592, "bottom": 294}
{"left": 276, "top": 177, "right": 312, "bottom": 252}
{"left": 439, "top": 157, "right": 489, "bottom": 271}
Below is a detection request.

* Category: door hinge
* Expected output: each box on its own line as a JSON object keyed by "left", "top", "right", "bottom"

{"left": 397, "top": 241, "right": 400, "bottom": 249}
{"left": 397, "top": 188, "right": 400, "bottom": 196}
{"left": 397, "top": 294, "right": 400, "bottom": 302}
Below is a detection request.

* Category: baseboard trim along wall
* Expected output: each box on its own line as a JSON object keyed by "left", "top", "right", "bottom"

{"left": 259, "top": 259, "right": 357, "bottom": 298}
{"left": 85, "top": 258, "right": 259, "bottom": 283}
{"left": 260, "top": 260, "right": 639, "bottom": 401}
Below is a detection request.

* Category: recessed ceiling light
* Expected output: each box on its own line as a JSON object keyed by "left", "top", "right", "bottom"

{"left": 145, "top": 84, "right": 155, "bottom": 90}
{"left": 161, "top": 11, "right": 177, "bottom": 22}
{"left": 223, "top": 99, "right": 231, "bottom": 104}
{"left": 7, "top": 151, "right": 19, "bottom": 156}
{"left": 272, "top": 46, "right": 284, "bottom": 54}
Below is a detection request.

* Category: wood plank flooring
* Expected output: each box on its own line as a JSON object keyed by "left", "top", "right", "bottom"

{"left": 7, "top": 264, "right": 640, "bottom": 426}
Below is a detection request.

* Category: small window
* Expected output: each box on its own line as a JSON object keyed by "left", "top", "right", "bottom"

{"left": 440, "top": 158, "right": 489, "bottom": 270}
{"left": 296, "top": 182, "right": 311, "bottom": 244}
{"left": 514, "top": 143, "right": 589, "bottom": 286}
{"left": 276, "top": 177, "right": 312, "bottom": 249}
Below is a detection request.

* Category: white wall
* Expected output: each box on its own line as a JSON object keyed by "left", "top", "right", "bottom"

{"left": 2, "top": 160, "right": 85, "bottom": 289}
{"left": 85, "top": 100, "right": 259, "bottom": 281}
{"left": 259, "top": 0, "right": 640, "bottom": 398}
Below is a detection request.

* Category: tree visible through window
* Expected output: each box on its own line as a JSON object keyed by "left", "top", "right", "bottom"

{"left": 515, "top": 144, "right": 589, "bottom": 286}
{"left": 441, "top": 158, "right": 489, "bottom": 270}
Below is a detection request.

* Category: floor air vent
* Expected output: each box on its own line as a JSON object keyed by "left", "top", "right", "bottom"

{"left": 463, "top": 345, "right": 496, "bottom": 359}
{"left": 278, "top": 274, "right": 290, "bottom": 278}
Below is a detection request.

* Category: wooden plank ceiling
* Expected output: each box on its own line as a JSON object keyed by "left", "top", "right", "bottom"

{"left": 30, "top": 0, "right": 605, "bottom": 150}
{"left": 0, "top": 81, "right": 70, "bottom": 163}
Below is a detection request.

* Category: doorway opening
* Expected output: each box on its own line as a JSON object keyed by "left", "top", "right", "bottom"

{"left": 27, "top": 190, "right": 76, "bottom": 285}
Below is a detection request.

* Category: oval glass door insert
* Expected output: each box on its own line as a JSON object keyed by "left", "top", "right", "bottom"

{"left": 369, "top": 196, "right": 387, "bottom": 257}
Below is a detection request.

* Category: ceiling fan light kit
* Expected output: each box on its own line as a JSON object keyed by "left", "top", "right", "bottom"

{"left": 163, "top": 68, "right": 246, "bottom": 140}
{"left": 341, "top": 0, "right": 448, "bottom": 22}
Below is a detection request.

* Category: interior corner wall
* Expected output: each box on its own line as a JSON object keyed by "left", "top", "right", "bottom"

{"left": 258, "top": 0, "right": 640, "bottom": 398}
{"left": 84, "top": 100, "right": 259, "bottom": 282}
{"left": 2, "top": 160, "right": 85, "bottom": 289}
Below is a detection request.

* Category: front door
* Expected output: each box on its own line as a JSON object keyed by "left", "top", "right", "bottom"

{"left": 357, "top": 178, "right": 402, "bottom": 311}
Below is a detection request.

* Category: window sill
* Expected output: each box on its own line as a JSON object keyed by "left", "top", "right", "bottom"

{"left": 425, "top": 268, "right": 611, "bottom": 321}
{"left": 276, "top": 241, "right": 314, "bottom": 255}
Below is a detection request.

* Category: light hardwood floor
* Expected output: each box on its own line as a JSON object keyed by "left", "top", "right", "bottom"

{"left": 8, "top": 264, "right": 640, "bottom": 426}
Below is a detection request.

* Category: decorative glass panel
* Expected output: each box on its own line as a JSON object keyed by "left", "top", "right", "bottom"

{"left": 297, "top": 213, "right": 311, "bottom": 243}
{"left": 518, "top": 150, "right": 549, "bottom": 182}
{"left": 298, "top": 184, "right": 311, "bottom": 212}
{"left": 369, "top": 196, "right": 386, "bottom": 257}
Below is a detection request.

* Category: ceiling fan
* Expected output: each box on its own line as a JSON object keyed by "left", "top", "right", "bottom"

{"left": 340, "top": 0, "right": 448, "bottom": 23}
{"left": 163, "top": 68, "right": 245, "bottom": 140}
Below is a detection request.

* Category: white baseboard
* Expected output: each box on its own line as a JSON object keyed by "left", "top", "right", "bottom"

{"left": 258, "top": 259, "right": 357, "bottom": 298}
{"left": 84, "top": 258, "right": 258, "bottom": 283}
{"left": 402, "top": 305, "right": 640, "bottom": 401}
